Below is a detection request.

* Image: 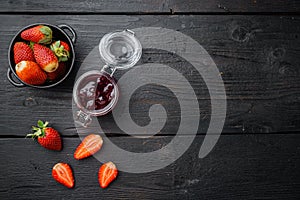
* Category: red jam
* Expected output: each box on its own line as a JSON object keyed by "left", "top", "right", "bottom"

{"left": 78, "top": 73, "right": 116, "bottom": 111}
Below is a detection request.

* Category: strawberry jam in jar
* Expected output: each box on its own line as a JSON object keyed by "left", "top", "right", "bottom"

{"left": 73, "top": 29, "right": 142, "bottom": 127}
{"left": 74, "top": 70, "right": 119, "bottom": 115}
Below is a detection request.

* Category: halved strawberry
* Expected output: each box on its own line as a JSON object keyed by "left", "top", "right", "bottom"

{"left": 98, "top": 162, "right": 118, "bottom": 189}
{"left": 50, "top": 40, "right": 70, "bottom": 62}
{"left": 15, "top": 61, "right": 47, "bottom": 85}
{"left": 21, "top": 25, "right": 52, "bottom": 44}
{"left": 47, "top": 62, "right": 67, "bottom": 81}
{"left": 52, "top": 163, "right": 74, "bottom": 188}
{"left": 26, "top": 120, "right": 62, "bottom": 151}
{"left": 13, "top": 42, "right": 35, "bottom": 64}
{"left": 74, "top": 134, "right": 103, "bottom": 160}
{"left": 33, "top": 43, "right": 59, "bottom": 72}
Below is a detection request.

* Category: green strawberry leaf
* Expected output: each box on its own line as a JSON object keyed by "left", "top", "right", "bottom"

{"left": 26, "top": 120, "right": 50, "bottom": 138}
{"left": 56, "top": 40, "right": 61, "bottom": 47}
{"left": 40, "top": 26, "right": 52, "bottom": 36}
{"left": 50, "top": 45, "right": 55, "bottom": 52}
{"left": 60, "top": 57, "right": 68, "bottom": 62}
{"left": 44, "top": 121, "right": 49, "bottom": 127}
{"left": 37, "top": 120, "right": 44, "bottom": 128}
{"left": 29, "top": 41, "right": 35, "bottom": 49}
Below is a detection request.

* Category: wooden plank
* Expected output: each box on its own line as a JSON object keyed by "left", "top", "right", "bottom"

{"left": 0, "top": 15, "right": 299, "bottom": 136}
{"left": 0, "top": 134, "right": 299, "bottom": 199}
{"left": 0, "top": 0, "right": 300, "bottom": 13}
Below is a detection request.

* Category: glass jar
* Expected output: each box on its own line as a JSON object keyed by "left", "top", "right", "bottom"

{"left": 73, "top": 29, "right": 142, "bottom": 127}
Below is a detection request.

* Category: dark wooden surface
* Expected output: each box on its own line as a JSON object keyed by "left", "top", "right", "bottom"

{"left": 0, "top": 1, "right": 300, "bottom": 200}
{"left": 0, "top": 135, "right": 299, "bottom": 199}
{"left": 1, "top": 15, "right": 299, "bottom": 135}
{"left": 1, "top": 0, "right": 300, "bottom": 13}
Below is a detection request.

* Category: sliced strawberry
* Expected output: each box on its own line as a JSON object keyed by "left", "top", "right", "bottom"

{"left": 98, "top": 162, "right": 118, "bottom": 189}
{"left": 21, "top": 25, "right": 52, "bottom": 44}
{"left": 52, "top": 163, "right": 74, "bottom": 188}
{"left": 26, "top": 120, "right": 62, "bottom": 151}
{"left": 15, "top": 61, "right": 47, "bottom": 85}
{"left": 74, "top": 134, "right": 103, "bottom": 160}
{"left": 13, "top": 42, "right": 35, "bottom": 64}
{"left": 33, "top": 43, "right": 59, "bottom": 72}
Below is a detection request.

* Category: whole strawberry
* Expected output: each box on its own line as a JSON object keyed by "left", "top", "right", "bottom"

{"left": 27, "top": 120, "right": 62, "bottom": 151}
{"left": 21, "top": 25, "right": 52, "bottom": 44}
{"left": 13, "top": 42, "right": 35, "bottom": 64}
{"left": 15, "top": 61, "right": 47, "bottom": 85}
{"left": 50, "top": 40, "right": 70, "bottom": 62}
{"left": 47, "top": 62, "right": 67, "bottom": 81}
{"left": 33, "top": 43, "right": 59, "bottom": 72}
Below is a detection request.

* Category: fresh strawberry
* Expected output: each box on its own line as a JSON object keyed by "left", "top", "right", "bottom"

{"left": 52, "top": 163, "right": 74, "bottom": 189}
{"left": 33, "top": 43, "right": 59, "bottom": 72}
{"left": 13, "top": 42, "right": 35, "bottom": 64}
{"left": 26, "top": 120, "right": 62, "bottom": 151}
{"left": 98, "top": 162, "right": 118, "bottom": 189}
{"left": 21, "top": 25, "right": 52, "bottom": 44}
{"left": 74, "top": 134, "right": 103, "bottom": 160}
{"left": 47, "top": 62, "right": 67, "bottom": 81}
{"left": 15, "top": 61, "right": 47, "bottom": 85}
{"left": 61, "top": 41, "right": 70, "bottom": 51}
{"left": 50, "top": 40, "right": 70, "bottom": 62}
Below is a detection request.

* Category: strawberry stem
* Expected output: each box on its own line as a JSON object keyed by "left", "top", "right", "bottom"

{"left": 38, "top": 26, "right": 53, "bottom": 44}
{"left": 50, "top": 40, "right": 70, "bottom": 62}
{"left": 29, "top": 41, "right": 35, "bottom": 49}
{"left": 26, "top": 120, "right": 49, "bottom": 138}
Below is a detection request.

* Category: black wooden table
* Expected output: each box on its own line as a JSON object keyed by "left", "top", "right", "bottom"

{"left": 1, "top": 1, "right": 300, "bottom": 199}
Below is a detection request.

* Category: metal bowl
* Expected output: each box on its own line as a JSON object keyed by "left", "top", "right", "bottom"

{"left": 7, "top": 23, "right": 76, "bottom": 88}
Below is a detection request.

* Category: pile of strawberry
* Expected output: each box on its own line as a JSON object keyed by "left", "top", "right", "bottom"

{"left": 27, "top": 120, "right": 118, "bottom": 189}
{"left": 14, "top": 25, "right": 70, "bottom": 85}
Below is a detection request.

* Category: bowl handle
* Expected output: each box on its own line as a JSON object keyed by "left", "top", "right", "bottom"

{"left": 7, "top": 68, "right": 25, "bottom": 87}
{"left": 58, "top": 24, "right": 77, "bottom": 44}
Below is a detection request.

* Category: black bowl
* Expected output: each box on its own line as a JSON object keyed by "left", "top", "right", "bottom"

{"left": 7, "top": 23, "right": 76, "bottom": 88}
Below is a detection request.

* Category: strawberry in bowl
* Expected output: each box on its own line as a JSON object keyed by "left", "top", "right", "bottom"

{"left": 7, "top": 23, "right": 76, "bottom": 88}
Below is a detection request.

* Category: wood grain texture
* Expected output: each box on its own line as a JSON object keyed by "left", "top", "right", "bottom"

{"left": 1, "top": 1, "right": 299, "bottom": 199}
{"left": 1, "top": 0, "right": 300, "bottom": 13}
{"left": 0, "top": 15, "right": 299, "bottom": 136}
{"left": 0, "top": 134, "right": 299, "bottom": 199}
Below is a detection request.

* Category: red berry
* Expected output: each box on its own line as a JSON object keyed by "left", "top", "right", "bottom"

{"left": 98, "top": 162, "right": 118, "bottom": 189}
{"left": 21, "top": 25, "right": 52, "bottom": 44}
{"left": 47, "top": 62, "right": 67, "bottom": 81}
{"left": 74, "top": 134, "right": 103, "bottom": 160}
{"left": 15, "top": 61, "right": 47, "bottom": 85}
{"left": 50, "top": 40, "right": 70, "bottom": 62}
{"left": 13, "top": 42, "right": 35, "bottom": 64}
{"left": 52, "top": 163, "right": 74, "bottom": 188}
{"left": 33, "top": 43, "right": 58, "bottom": 72}
{"left": 26, "top": 120, "right": 62, "bottom": 151}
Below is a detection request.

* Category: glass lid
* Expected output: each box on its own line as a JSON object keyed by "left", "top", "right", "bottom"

{"left": 99, "top": 29, "right": 142, "bottom": 70}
